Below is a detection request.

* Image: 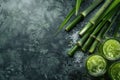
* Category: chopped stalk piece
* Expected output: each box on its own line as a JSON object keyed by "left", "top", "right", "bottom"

{"left": 68, "top": 27, "right": 94, "bottom": 56}
{"left": 89, "top": 8, "right": 120, "bottom": 53}
{"left": 88, "top": 22, "right": 110, "bottom": 53}
{"left": 65, "top": 0, "right": 104, "bottom": 31}
{"left": 79, "top": 0, "right": 112, "bottom": 36}
{"left": 65, "top": 15, "right": 84, "bottom": 31}
{"left": 77, "top": 27, "right": 94, "bottom": 46}
{"left": 81, "top": 6, "right": 119, "bottom": 52}
{"left": 68, "top": 45, "right": 78, "bottom": 57}
{"left": 81, "top": 20, "right": 107, "bottom": 51}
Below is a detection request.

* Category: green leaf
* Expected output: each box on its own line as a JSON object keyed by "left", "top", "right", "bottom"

{"left": 76, "top": 0, "right": 82, "bottom": 15}
{"left": 56, "top": 7, "right": 75, "bottom": 34}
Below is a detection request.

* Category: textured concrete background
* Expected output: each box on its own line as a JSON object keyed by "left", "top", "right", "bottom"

{"left": 0, "top": 0, "right": 108, "bottom": 80}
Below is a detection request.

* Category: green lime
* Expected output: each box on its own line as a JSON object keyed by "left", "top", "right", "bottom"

{"left": 109, "top": 62, "right": 120, "bottom": 80}
{"left": 103, "top": 39, "right": 120, "bottom": 60}
{"left": 86, "top": 55, "right": 107, "bottom": 77}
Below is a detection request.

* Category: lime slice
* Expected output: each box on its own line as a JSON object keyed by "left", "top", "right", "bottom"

{"left": 109, "top": 62, "right": 120, "bottom": 80}
{"left": 86, "top": 55, "right": 107, "bottom": 77}
{"left": 103, "top": 39, "right": 120, "bottom": 60}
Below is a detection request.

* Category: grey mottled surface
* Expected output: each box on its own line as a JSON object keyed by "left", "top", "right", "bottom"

{"left": 0, "top": 0, "right": 101, "bottom": 80}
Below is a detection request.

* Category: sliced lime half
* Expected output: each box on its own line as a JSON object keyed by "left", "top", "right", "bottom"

{"left": 109, "top": 62, "right": 120, "bottom": 80}
{"left": 103, "top": 39, "right": 120, "bottom": 60}
{"left": 86, "top": 55, "right": 107, "bottom": 77}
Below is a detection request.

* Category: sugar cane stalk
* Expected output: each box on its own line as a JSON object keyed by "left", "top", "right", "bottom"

{"left": 89, "top": 10, "right": 120, "bottom": 53}
{"left": 65, "top": 0, "right": 104, "bottom": 31}
{"left": 79, "top": 0, "right": 112, "bottom": 36}
{"left": 81, "top": 6, "right": 119, "bottom": 52}
{"left": 67, "top": 25, "right": 94, "bottom": 56}
{"left": 88, "top": 22, "right": 110, "bottom": 53}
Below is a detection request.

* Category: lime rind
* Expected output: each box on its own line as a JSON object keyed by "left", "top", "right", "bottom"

{"left": 109, "top": 62, "right": 120, "bottom": 80}
{"left": 86, "top": 55, "right": 107, "bottom": 77}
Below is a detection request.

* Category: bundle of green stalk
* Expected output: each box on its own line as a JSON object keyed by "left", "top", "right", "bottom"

{"left": 65, "top": 0, "right": 120, "bottom": 56}
{"left": 57, "top": 0, "right": 104, "bottom": 33}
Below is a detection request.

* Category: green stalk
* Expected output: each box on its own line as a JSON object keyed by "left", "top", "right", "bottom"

{"left": 68, "top": 45, "right": 79, "bottom": 57}
{"left": 89, "top": 22, "right": 110, "bottom": 53}
{"left": 76, "top": 0, "right": 83, "bottom": 15}
{"left": 89, "top": 10, "right": 120, "bottom": 53}
{"left": 65, "top": 15, "right": 84, "bottom": 31}
{"left": 81, "top": 6, "right": 118, "bottom": 52}
{"left": 65, "top": 0, "right": 104, "bottom": 31}
{"left": 79, "top": 0, "right": 112, "bottom": 36}
{"left": 68, "top": 26, "right": 95, "bottom": 56}
{"left": 77, "top": 31, "right": 91, "bottom": 46}
{"left": 102, "top": 0, "right": 120, "bottom": 19}
{"left": 56, "top": 7, "right": 75, "bottom": 34}
{"left": 81, "top": 20, "right": 108, "bottom": 52}
{"left": 81, "top": 0, "right": 103, "bottom": 17}
{"left": 67, "top": 3, "right": 119, "bottom": 56}
{"left": 77, "top": 26, "right": 94, "bottom": 46}
{"left": 104, "top": 9, "right": 120, "bottom": 37}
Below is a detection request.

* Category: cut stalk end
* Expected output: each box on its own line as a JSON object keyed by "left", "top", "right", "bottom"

{"left": 65, "top": 15, "right": 84, "bottom": 31}
{"left": 68, "top": 45, "right": 79, "bottom": 57}
{"left": 79, "top": 22, "right": 93, "bottom": 36}
{"left": 89, "top": 40, "right": 99, "bottom": 53}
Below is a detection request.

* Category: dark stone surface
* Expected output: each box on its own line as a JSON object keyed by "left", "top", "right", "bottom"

{"left": 1, "top": 0, "right": 117, "bottom": 80}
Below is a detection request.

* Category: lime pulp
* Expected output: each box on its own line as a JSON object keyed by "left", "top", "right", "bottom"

{"left": 103, "top": 39, "right": 120, "bottom": 60}
{"left": 109, "top": 62, "right": 120, "bottom": 80}
{"left": 86, "top": 55, "right": 107, "bottom": 77}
